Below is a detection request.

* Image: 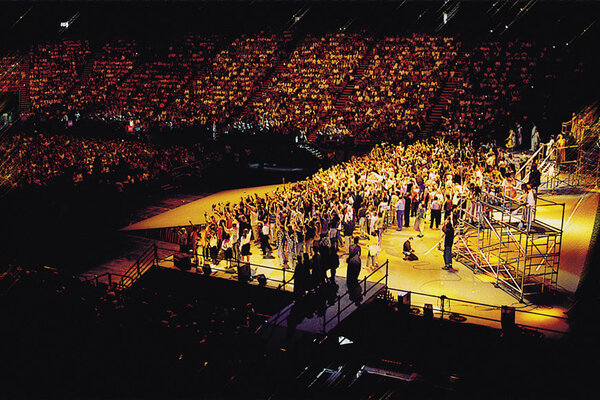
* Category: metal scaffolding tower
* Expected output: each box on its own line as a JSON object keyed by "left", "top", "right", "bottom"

{"left": 517, "top": 103, "right": 600, "bottom": 193}
{"left": 454, "top": 181, "right": 564, "bottom": 301}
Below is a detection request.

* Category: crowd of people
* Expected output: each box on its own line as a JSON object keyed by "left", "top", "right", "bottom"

{"left": 29, "top": 40, "right": 92, "bottom": 114}
{"left": 438, "top": 40, "right": 540, "bottom": 141}
{"left": 338, "top": 35, "right": 460, "bottom": 141}
{"left": 180, "top": 134, "right": 541, "bottom": 301}
{"left": 244, "top": 33, "right": 372, "bottom": 137}
{"left": 1, "top": 33, "right": 548, "bottom": 143}
{"left": 185, "top": 34, "right": 285, "bottom": 127}
{"left": 0, "top": 132, "right": 217, "bottom": 188}
{"left": 0, "top": 55, "right": 22, "bottom": 92}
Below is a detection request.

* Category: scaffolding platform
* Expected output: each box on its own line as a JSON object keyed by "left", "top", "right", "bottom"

{"left": 454, "top": 182, "right": 564, "bottom": 301}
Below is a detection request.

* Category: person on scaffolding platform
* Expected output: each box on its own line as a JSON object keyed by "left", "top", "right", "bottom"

{"left": 403, "top": 237, "right": 418, "bottom": 261}
{"left": 518, "top": 184, "right": 536, "bottom": 231}
{"left": 442, "top": 219, "right": 455, "bottom": 271}
{"left": 528, "top": 162, "right": 542, "bottom": 194}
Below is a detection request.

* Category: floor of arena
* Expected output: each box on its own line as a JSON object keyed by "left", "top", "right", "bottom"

{"left": 100, "top": 183, "right": 599, "bottom": 338}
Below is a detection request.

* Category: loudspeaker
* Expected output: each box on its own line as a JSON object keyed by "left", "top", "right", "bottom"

{"left": 398, "top": 290, "right": 411, "bottom": 306}
{"left": 501, "top": 306, "right": 515, "bottom": 331}
{"left": 256, "top": 274, "right": 267, "bottom": 286}
{"left": 238, "top": 262, "right": 251, "bottom": 283}
{"left": 174, "top": 253, "right": 192, "bottom": 270}
{"left": 202, "top": 264, "right": 212, "bottom": 275}
{"left": 397, "top": 290, "right": 411, "bottom": 315}
{"left": 423, "top": 303, "right": 434, "bottom": 319}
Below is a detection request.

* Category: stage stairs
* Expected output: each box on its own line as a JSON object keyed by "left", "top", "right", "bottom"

{"left": 258, "top": 261, "right": 388, "bottom": 352}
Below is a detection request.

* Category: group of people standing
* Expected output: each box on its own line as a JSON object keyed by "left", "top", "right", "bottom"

{"left": 182, "top": 136, "right": 540, "bottom": 291}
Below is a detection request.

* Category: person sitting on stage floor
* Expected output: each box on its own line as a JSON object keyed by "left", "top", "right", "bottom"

{"left": 403, "top": 237, "right": 418, "bottom": 261}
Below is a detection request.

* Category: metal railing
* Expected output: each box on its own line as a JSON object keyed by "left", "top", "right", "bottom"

{"left": 321, "top": 260, "right": 389, "bottom": 334}
{"left": 80, "top": 271, "right": 130, "bottom": 292}
{"left": 118, "top": 243, "right": 159, "bottom": 289}
{"left": 155, "top": 244, "right": 296, "bottom": 291}
{"left": 386, "top": 286, "right": 569, "bottom": 336}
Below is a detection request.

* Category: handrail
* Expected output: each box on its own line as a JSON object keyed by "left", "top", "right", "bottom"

{"left": 118, "top": 243, "right": 159, "bottom": 289}
{"left": 322, "top": 260, "right": 389, "bottom": 333}
{"left": 405, "top": 302, "right": 567, "bottom": 335}
{"left": 516, "top": 145, "right": 545, "bottom": 178}
{"left": 386, "top": 285, "right": 568, "bottom": 333}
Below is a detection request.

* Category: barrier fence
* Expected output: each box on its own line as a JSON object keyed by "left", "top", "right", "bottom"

{"left": 386, "top": 286, "right": 569, "bottom": 337}
{"left": 79, "top": 242, "right": 569, "bottom": 338}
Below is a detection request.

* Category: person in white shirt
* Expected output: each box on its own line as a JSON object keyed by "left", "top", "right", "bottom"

{"left": 518, "top": 184, "right": 536, "bottom": 231}
{"left": 396, "top": 194, "right": 405, "bottom": 231}
{"left": 239, "top": 228, "right": 252, "bottom": 263}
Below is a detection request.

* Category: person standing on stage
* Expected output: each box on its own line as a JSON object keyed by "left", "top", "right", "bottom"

{"left": 403, "top": 192, "right": 411, "bottom": 228}
{"left": 429, "top": 194, "right": 442, "bottom": 230}
{"left": 442, "top": 219, "right": 455, "bottom": 270}
{"left": 396, "top": 193, "right": 405, "bottom": 231}
{"left": 240, "top": 228, "right": 252, "bottom": 264}
{"left": 346, "top": 243, "right": 361, "bottom": 287}
{"left": 413, "top": 202, "right": 425, "bottom": 238}
{"left": 528, "top": 162, "right": 542, "bottom": 193}
{"left": 519, "top": 184, "right": 536, "bottom": 231}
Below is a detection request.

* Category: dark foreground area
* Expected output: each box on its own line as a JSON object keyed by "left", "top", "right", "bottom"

{"left": 1, "top": 265, "right": 599, "bottom": 399}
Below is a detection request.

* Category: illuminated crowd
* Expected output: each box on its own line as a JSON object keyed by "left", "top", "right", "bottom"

{"left": 0, "top": 33, "right": 548, "bottom": 142}
{"left": 186, "top": 136, "right": 538, "bottom": 293}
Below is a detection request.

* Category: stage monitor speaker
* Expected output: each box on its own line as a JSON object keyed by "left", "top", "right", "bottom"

{"left": 398, "top": 290, "right": 411, "bottom": 306}
{"left": 501, "top": 306, "right": 516, "bottom": 331}
{"left": 397, "top": 290, "right": 411, "bottom": 315}
{"left": 423, "top": 303, "right": 434, "bottom": 319}
{"left": 238, "top": 262, "right": 251, "bottom": 283}
{"left": 256, "top": 274, "right": 267, "bottom": 286}
{"left": 202, "top": 264, "right": 212, "bottom": 275}
{"left": 174, "top": 254, "right": 192, "bottom": 270}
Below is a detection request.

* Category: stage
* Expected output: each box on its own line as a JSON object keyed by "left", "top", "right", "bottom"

{"left": 106, "top": 183, "right": 600, "bottom": 338}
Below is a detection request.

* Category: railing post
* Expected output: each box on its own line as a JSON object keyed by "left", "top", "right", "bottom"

{"left": 385, "top": 260, "right": 389, "bottom": 288}
{"left": 154, "top": 243, "right": 158, "bottom": 266}
{"left": 108, "top": 273, "right": 112, "bottom": 289}
{"left": 282, "top": 267, "right": 286, "bottom": 291}
{"left": 338, "top": 295, "right": 341, "bottom": 325}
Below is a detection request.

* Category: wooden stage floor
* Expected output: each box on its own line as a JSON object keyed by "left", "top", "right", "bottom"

{"left": 106, "top": 183, "right": 599, "bottom": 338}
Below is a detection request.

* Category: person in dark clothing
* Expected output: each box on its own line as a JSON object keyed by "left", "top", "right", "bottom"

{"left": 443, "top": 194, "right": 453, "bottom": 222}
{"left": 404, "top": 193, "right": 411, "bottom": 227}
{"left": 346, "top": 247, "right": 362, "bottom": 305}
{"left": 293, "top": 254, "right": 308, "bottom": 299}
{"left": 342, "top": 215, "right": 355, "bottom": 254}
{"left": 528, "top": 162, "right": 541, "bottom": 193}
{"left": 403, "top": 237, "right": 418, "bottom": 261}
{"left": 346, "top": 245, "right": 361, "bottom": 287}
{"left": 311, "top": 246, "right": 324, "bottom": 288}
{"left": 329, "top": 246, "right": 339, "bottom": 284}
{"left": 442, "top": 220, "right": 455, "bottom": 270}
